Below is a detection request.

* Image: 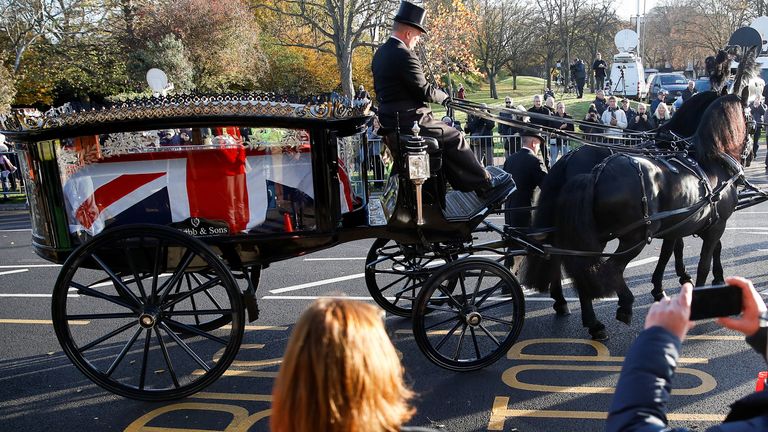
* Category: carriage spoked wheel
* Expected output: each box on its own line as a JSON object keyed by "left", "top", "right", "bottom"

{"left": 365, "top": 238, "right": 458, "bottom": 317}
{"left": 412, "top": 257, "right": 525, "bottom": 371}
{"left": 52, "top": 224, "right": 244, "bottom": 401}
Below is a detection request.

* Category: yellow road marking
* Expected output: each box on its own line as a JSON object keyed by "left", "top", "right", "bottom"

{"left": 501, "top": 364, "right": 716, "bottom": 396}
{"left": 687, "top": 335, "right": 743, "bottom": 340}
{"left": 488, "top": 396, "right": 725, "bottom": 430}
{"left": 394, "top": 329, "right": 509, "bottom": 336}
{"left": 190, "top": 392, "right": 272, "bottom": 402}
{"left": 0, "top": 319, "right": 89, "bottom": 325}
{"left": 220, "top": 325, "right": 288, "bottom": 331}
{"left": 192, "top": 370, "right": 279, "bottom": 378}
{"left": 508, "top": 338, "right": 707, "bottom": 364}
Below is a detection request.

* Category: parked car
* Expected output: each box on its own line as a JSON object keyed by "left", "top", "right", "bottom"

{"left": 647, "top": 72, "right": 688, "bottom": 103}
{"left": 643, "top": 68, "right": 659, "bottom": 82}
{"left": 694, "top": 77, "right": 711, "bottom": 93}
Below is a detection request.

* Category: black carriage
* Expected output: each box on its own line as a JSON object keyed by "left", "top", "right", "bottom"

{"left": 1, "top": 93, "right": 528, "bottom": 401}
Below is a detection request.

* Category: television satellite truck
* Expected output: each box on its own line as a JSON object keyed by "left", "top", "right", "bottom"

{"left": 608, "top": 29, "right": 647, "bottom": 100}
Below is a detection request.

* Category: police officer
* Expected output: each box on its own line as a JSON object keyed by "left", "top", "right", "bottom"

{"left": 371, "top": 1, "right": 510, "bottom": 196}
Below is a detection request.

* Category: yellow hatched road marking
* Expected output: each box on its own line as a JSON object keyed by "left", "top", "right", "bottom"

{"left": 508, "top": 338, "right": 708, "bottom": 364}
{"left": 221, "top": 325, "right": 288, "bottom": 331}
{"left": 0, "top": 319, "right": 89, "bottom": 325}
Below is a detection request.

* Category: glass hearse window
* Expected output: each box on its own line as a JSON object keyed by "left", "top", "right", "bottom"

{"left": 56, "top": 126, "right": 317, "bottom": 238}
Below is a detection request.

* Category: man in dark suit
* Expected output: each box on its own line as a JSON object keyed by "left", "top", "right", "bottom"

{"left": 502, "top": 130, "right": 547, "bottom": 228}
{"left": 371, "top": 1, "right": 510, "bottom": 195}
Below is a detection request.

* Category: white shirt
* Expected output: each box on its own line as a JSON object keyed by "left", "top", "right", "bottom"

{"left": 601, "top": 108, "right": 627, "bottom": 135}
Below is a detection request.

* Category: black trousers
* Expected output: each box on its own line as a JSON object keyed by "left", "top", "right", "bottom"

{"left": 576, "top": 78, "right": 585, "bottom": 97}
{"left": 380, "top": 109, "right": 488, "bottom": 192}
{"left": 595, "top": 76, "right": 605, "bottom": 92}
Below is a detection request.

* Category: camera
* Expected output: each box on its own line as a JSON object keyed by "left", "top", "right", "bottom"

{"left": 689, "top": 284, "right": 743, "bottom": 320}
{"left": 617, "top": 65, "right": 626, "bottom": 69}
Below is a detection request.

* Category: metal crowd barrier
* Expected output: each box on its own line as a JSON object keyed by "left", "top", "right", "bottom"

{"left": 1, "top": 148, "right": 25, "bottom": 202}
{"left": 360, "top": 132, "right": 644, "bottom": 194}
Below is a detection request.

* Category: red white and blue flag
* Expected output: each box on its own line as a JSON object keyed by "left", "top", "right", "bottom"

{"left": 62, "top": 147, "right": 354, "bottom": 236}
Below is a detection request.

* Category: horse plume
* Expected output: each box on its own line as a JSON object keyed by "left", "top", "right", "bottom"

{"left": 706, "top": 49, "right": 731, "bottom": 93}
{"left": 731, "top": 45, "right": 760, "bottom": 101}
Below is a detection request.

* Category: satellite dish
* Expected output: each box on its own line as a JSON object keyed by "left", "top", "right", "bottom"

{"left": 728, "top": 27, "right": 762, "bottom": 50}
{"left": 614, "top": 29, "right": 639, "bottom": 53}
{"left": 750, "top": 16, "right": 768, "bottom": 54}
{"left": 146, "top": 68, "right": 169, "bottom": 93}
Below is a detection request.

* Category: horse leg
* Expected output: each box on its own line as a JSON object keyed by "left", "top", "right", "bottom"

{"left": 673, "top": 237, "right": 692, "bottom": 285}
{"left": 650, "top": 238, "right": 676, "bottom": 301}
{"left": 600, "top": 235, "right": 644, "bottom": 326}
{"left": 694, "top": 227, "right": 725, "bottom": 287}
{"left": 549, "top": 256, "right": 570, "bottom": 316}
{"left": 711, "top": 240, "right": 724, "bottom": 285}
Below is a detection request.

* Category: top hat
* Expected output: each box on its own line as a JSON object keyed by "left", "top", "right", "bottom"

{"left": 395, "top": 2, "right": 427, "bottom": 33}
{"left": 521, "top": 129, "right": 545, "bottom": 143}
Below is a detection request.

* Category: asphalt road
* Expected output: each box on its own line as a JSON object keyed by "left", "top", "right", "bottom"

{"left": 1, "top": 164, "right": 768, "bottom": 432}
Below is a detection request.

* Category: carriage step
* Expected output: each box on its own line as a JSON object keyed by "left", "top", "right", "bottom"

{"left": 444, "top": 167, "right": 515, "bottom": 221}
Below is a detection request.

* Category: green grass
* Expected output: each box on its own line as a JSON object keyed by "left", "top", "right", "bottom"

{"left": 432, "top": 75, "right": 647, "bottom": 134}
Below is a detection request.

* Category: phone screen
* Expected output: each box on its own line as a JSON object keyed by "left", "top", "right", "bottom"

{"left": 689, "top": 284, "right": 742, "bottom": 321}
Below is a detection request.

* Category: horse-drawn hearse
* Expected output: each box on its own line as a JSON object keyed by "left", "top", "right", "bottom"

{"left": 3, "top": 30, "right": 768, "bottom": 402}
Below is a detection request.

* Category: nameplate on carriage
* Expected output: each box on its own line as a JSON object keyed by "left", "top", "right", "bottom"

{"left": 170, "top": 218, "right": 230, "bottom": 237}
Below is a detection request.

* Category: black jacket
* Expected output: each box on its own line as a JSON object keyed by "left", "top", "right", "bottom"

{"left": 372, "top": 37, "right": 448, "bottom": 124}
{"left": 551, "top": 112, "right": 574, "bottom": 146}
{"left": 592, "top": 59, "right": 607, "bottom": 78}
{"left": 681, "top": 87, "right": 697, "bottom": 102}
{"left": 627, "top": 112, "right": 653, "bottom": 132}
{"left": 503, "top": 148, "right": 547, "bottom": 227}
{"left": 527, "top": 105, "right": 552, "bottom": 129}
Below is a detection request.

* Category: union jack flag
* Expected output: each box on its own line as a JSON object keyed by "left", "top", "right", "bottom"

{"left": 62, "top": 146, "right": 354, "bottom": 236}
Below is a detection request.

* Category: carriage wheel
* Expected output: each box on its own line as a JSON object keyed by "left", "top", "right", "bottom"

{"left": 365, "top": 239, "right": 454, "bottom": 317}
{"left": 412, "top": 257, "right": 525, "bottom": 371}
{"left": 52, "top": 224, "right": 244, "bottom": 401}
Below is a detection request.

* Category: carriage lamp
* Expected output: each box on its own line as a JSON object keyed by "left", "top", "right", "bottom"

{"left": 406, "top": 122, "right": 430, "bottom": 226}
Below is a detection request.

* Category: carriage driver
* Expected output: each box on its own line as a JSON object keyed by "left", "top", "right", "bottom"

{"left": 371, "top": 1, "right": 512, "bottom": 197}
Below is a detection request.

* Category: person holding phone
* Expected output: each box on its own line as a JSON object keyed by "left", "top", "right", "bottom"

{"left": 606, "top": 277, "right": 768, "bottom": 431}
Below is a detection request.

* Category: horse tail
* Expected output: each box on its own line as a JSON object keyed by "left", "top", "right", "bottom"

{"left": 556, "top": 173, "right": 611, "bottom": 300}
{"left": 519, "top": 157, "right": 570, "bottom": 293}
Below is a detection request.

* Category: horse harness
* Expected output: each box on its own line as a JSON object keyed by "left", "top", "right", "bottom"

{"left": 590, "top": 152, "right": 744, "bottom": 247}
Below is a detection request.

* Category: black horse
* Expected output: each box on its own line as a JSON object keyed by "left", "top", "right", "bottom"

{"left": 522, "top": 91, "right": 724, "bottom": 317}
{"left": 542, "top": 94, "right": 749, "bottom": 340}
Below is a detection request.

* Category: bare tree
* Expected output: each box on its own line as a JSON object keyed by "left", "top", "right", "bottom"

{"left": 503, "top": 3, "right": 538, "bottom": 90}
{"left": 533, "top": 0, "right": 561, "bottom": 89}
{"left": 580, "top": 0, "right": 621, "bottom": 90}
{"left": 475, "top": 0, "right": 529, "bottom": 98}
{"left": 0, "top": 0, "right": 51, "bottom": 73}
{"left": 258, "top": 0, "right": 398, "bottom": 98}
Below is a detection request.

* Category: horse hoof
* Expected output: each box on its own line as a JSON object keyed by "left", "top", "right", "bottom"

{"left": 554, "top": 303, "right": 571, "bottom": 316}
{"left": 616, "top": 310, "right": 632, "bottom": 325}
{"left": 589, "top": 328, "right": 608, "bottom": 341}
{"left": 652, "top": 292, "right": 666, "bottom": 302}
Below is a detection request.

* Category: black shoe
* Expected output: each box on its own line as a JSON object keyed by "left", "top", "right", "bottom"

{"left": 476, "top": 171, "right": 513, "bottom": 199}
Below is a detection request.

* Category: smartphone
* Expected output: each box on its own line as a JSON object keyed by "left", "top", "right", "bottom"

{"left": 689, "top": 284, "right": 743, "bottom": 321}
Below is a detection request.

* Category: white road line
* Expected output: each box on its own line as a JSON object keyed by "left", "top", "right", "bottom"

{"left": 725, "top": 227, "right": 768, "bottom": 230}
{"left": 744, "top": 232, "right": 768, "bottom": 235}
{"left": 0, "top": 228, "right": 32, "bottom": 232}
{"left": 0, "top": 293, "right": 79, "bottom": 298}
{"left": 734, "top": 211, "right": 768, "bottom": 214}
{"left": 304, "top": 257, "right": 367, "bottom": 261}
{"left": 274, "top": 255, "right": 659, "bottom": 294}
{"left": 0, "top": 264, "right": 60, "bottom": 268}
{"left": 0, "top": 269, "right": 29, "bottom": 276}
{"left": 269, "top": 273, "right": 365, "bottom": 294}
{"left": 262, "top": 295, "right": 618, "bottom": 302}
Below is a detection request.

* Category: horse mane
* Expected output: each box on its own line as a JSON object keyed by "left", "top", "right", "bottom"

{"left": 657, "top": 91, "right": 720, "bottom": 138}
{"left": 692, "top": 94, "right": 746, "bottom": 162}
{"left": 705, "top": 49, "right": 731, "bottom": 93}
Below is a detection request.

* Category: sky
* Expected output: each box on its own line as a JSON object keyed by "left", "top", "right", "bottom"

{"left": 614, "top": 0, "right": 658, "bottom": 19}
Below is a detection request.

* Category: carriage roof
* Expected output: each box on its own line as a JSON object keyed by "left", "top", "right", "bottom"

{"left": 0, "top": 93, "right": 372, "bottom": 141}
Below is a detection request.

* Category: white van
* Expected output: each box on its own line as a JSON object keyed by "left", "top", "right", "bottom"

{"left": 608, "top": 52, "right": 647, "bottom": 100}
